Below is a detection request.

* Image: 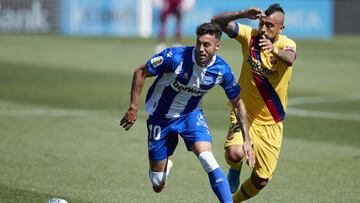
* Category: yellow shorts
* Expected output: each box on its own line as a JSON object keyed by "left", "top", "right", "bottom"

{"left": 224, "top": 111, "right": 283, "bottom": 179}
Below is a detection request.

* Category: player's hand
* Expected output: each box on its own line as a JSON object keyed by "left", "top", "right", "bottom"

{"left": 120, "top": 107, "right": 137, "bottom": 131}
{"left": 243, "top": 8, "right": 265, "bottom": 20}
{"left": 259, "top": 35, "right": 274, "bottom": 53}
{"left": 243, "top": 141, "right": 255, "bottom": 169}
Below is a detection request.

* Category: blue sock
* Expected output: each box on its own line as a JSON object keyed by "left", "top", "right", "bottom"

{"left": 208, "top": 167, "right": 232, "bottom": 203}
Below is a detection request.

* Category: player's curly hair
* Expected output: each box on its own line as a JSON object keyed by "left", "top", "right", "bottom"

{"left": 265, "top": 3, "right": 284, "bottom": 16}
{"left": 196, "top": 22, "right": 222, "bottom": 40}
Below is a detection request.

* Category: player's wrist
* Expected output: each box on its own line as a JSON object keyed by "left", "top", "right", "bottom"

{"left": 238, "top": 10, "right": 246, "bottom": 18}
{"left": 129, "top": 104, "right": 138, "bottom": 111}
{"left": 243, "top": 138, "right": 251, "bottom": 144}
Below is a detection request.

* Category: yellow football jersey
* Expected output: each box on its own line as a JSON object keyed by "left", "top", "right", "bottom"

{"left": 234, "top": 24, "right": 296, "bottom": 125}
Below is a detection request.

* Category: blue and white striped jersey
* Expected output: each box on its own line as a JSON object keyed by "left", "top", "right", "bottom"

{"left": 145, "top": 46, "right": 240, "bottom": 118}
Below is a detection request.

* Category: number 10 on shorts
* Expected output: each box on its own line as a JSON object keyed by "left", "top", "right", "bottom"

{"left": 148, "top": 124, "right": 161, "bottom": 140}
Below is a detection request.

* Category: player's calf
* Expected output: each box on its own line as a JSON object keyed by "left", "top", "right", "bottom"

{"left": 198, "top": 151, "right": 232, "bottom": 203}
{"left": 225, "top": 146, "right": 245, "bottom": 193}
{"left": 250, "top": 172, "right": 268, "bottom": 189}
{"left": 233, "top": 173, "right": 269, "bottom": 202}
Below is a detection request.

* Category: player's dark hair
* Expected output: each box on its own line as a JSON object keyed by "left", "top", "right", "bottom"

{"left": 196, "top": 22, "right": 222, "bottom": 40}
{"left": 265, "top": 3, "right": 284, "bottom": 16}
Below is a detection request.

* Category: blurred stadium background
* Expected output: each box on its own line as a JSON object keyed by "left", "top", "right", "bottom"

{"left": 0, "top": 0, "right": 359, "bottom": 202}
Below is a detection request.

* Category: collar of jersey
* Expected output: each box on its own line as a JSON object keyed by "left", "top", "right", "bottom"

{"left": 191, "top": 47, "right": 217, "bottom": 68}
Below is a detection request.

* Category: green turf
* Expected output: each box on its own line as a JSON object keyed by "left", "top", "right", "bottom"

{"left": 0, "top": 34, "right": 359, "bottom": 202}
{"left": 294, "top": 101, "right": 360, "bottom": 113}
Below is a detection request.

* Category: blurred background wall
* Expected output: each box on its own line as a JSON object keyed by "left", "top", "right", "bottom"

{"left": 0, "top": 0, "right": 358, "bottom": 38}
{"left": 334, "top": 0, "right": 360, "bottom": 34}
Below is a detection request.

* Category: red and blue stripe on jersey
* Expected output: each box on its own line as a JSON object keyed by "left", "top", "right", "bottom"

{"left": 249, "top": 36, "right": 285, "bottom": 123}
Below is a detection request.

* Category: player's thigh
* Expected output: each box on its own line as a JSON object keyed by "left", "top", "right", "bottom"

{"left": 178, "top": 110, "right": 212, "bottom": 151}
{"left": 147, "top": 117, "right": 178, "bottom": 162}
{"left": 252, "top": 122, "right": 283, "bottom": 179}
{"left": 224, "top": 110, "right": 245, "bottom": 149}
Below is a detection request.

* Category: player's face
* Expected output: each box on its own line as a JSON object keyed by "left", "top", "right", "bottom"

{"left": 195, "top": 34, "right": 220, "bottom": 67}
{"left": 258, "top": 11, "right": 284, "bottom": 41}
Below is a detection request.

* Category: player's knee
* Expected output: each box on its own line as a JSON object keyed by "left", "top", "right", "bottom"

{"left": 198, "top": 151, "right": 220, "bottom": 173}
{"left": 149, "top": 171, "right": 166, "bottom": 188}
{"left": 226, "top": 146, "right": 245, "bottom": 163}
{"left": 250, "top": 173, "right": 269, "bottom": 190}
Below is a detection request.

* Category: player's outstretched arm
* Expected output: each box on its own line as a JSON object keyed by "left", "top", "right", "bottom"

{"left": 211, "top": 8, "right": 265, "bottom": 37}
{"left": 120, "top": 64, "right": 151, "bottom": 131}
{"left": 230, "top": 96, "right": 255, "bottom": 169}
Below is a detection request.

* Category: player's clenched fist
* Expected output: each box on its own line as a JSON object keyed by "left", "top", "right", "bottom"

{"left": 242, "top": 7, "right": 265, "bottom": 20}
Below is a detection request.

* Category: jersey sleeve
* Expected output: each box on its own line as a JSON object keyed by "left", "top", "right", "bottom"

{"left": 233, "top": 24, "right": 254, "bottom": 45}
{"left": 146, "top": 48, "right": 173, "bottom": 76}
{"left": 219, "top": 67, "right": 241, "bottom": 100}
{"left": 279, "top": 37, "right": 297, "bottom": 54}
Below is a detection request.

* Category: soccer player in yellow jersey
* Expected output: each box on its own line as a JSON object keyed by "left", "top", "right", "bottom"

{"left": 212, "top": 3, "right": 297, "bottom": 202}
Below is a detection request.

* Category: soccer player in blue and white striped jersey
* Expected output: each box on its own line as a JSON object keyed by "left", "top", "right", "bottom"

{"left": 120, "top": 22, "right": 255, "bottom": 203}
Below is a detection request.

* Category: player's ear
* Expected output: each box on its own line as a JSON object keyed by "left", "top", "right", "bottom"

{"left": 279, "top": 24, "right": 284, "bottom": 33}
{"left": 215, "top": 42, "right": 220, "bottom": 51}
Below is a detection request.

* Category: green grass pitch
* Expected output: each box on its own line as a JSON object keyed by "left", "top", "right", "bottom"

{"left": 0, "top": 34, "right": 359, "bottom": 202}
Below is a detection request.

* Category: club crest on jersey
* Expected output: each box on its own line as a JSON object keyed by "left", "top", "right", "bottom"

{"left": 151, "top": 56, "right": 164, "bottom": 68}
{"left": 269, "top": 56, "right": 277, "bottom": 65}
{"left": 202, "top": 76, "right": 214, "bottom": 85}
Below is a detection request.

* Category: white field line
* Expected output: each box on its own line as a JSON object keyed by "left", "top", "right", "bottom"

{"left": 203, "top": 108, "right": 360, "bottom": 122}
{"left": 0, "top": 108, "right": 98, "bottom": 116}
{"left": 285, "top": 93, "right": 360, "bottom": 122}
{"left": 286, "top": 107, "right": 360, "bottom": 122}
{"left": 288, "top": 93, "right": 360, "bottom": 106}
{"left": 206, "top": 93, "right": 360, "bottom": 122}
{"left": 1, "top": 93, "right": 360, "bottom": 121}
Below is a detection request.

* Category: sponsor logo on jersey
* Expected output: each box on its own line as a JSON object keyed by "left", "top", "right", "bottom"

{"left": 150, "top": 56, "right": 164, "bottom": 68}
{"left": 178, "top": 72, "right": 189, "bottom": 79}
{"left": 215, "top": 178, "right": 224, "bottom": 183}
{"left": 171, "top": 80, "right": 206, "bottom": 96}
{"left": 247, "top": 56, "right": 277, "bottom": 77}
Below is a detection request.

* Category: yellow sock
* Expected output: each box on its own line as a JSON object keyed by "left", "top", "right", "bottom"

{"left": 225, "top": 152, "right": 243, "bottom": 171}
{"left": 233, "top": 179, "right": 260, "bottom": 203}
